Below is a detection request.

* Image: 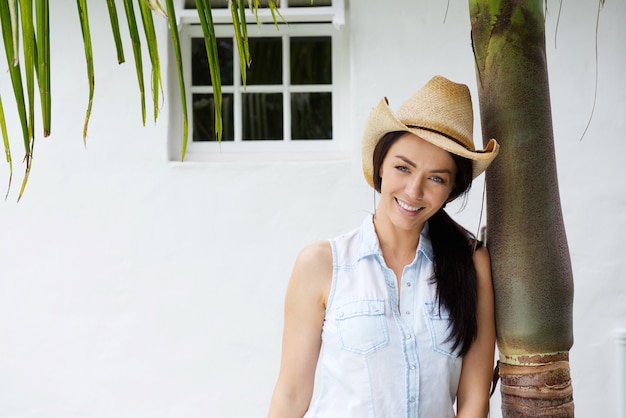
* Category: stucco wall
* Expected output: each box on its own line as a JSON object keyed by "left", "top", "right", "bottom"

{"left": 0, "top": 1, "right": 624, "bottom": 417}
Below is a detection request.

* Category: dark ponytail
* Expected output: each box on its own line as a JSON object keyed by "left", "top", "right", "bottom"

{"left": 428, "top": 208, "right": 480, "bottom": 356}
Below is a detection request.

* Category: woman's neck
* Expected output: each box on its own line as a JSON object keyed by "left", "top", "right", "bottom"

{"left": 373, "top": 212, "right": 424, "bottom": 260}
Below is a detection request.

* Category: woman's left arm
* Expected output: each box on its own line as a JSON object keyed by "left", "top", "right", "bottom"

{"left": 456, "top": 247, "right": 496, "bottom": 418}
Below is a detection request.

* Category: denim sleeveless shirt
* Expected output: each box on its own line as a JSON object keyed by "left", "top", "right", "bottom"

{"left": 303, "top": 215, "right": 462, "bottom": 418}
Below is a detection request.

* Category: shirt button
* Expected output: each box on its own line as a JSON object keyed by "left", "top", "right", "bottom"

{"left": 409, "top": 396, "right": 416, "bottom": 403}
{"left": 410, "top": 364, "right": 416, "bottom": 370}
{"left": 405, "top": 310, "right": 411, "bottom": 315}
{"left": 406, "top": 282, "right": 412, "bottom": 287}
{"left": 406, "top": 334, "right": 412, "bottom": 340}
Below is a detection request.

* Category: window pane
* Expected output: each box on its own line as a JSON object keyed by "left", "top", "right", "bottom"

{"left": 291, "top": 92, "right": 332, "bottom": 140}
{"left": 185, "top": 0, "right": 228, "bottom": 9}
{"left": 184, "top": 0, "right": 332, "bottom": 8}
{"left": 192, "top": 93, "right": 234, "bottom": 141}
{"left": 287, "top": 0, "right": 332, "bottom": 6}
{"left": 246, "top": 38, "right": 282, "bottom": 85}
{"left": 290, "top": 37, "right": 331, "bottom": 85}
{"left": 243, "top": 93, "right": 283, "bottom": 140}
{"left": 192, "top": 37, "right": 234, "bottom": 86}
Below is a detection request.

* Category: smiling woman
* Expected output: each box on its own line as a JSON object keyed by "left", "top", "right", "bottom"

{"left": 268, "top": 76, "right": 500, "bottom": 418}
{"left": 374, "top": 132, "right": 457, "bottom": 236}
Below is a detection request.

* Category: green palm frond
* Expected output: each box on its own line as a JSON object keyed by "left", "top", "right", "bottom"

{"left": 76, "top": 0, "right": 94, "bottom": 144}
{"left": 1, "top": 0, "right": 31, "bottom": 200}
{"left": 0, "top": 96, "right": 12, "bottom": 199}
{"left": 195, "top": 0, "right": 222, "bottom": 141}
{"left": 137, "top": 0, "right": 162, "bottom": 124}
{"left": 35, "top": 0, "right": 50, "bottom": 138}
{"left": 164, "top": 0, "right": 188, "bottom": 159}
{"left": 0, "top": 1, "right": 275, "bottom": 199}
{"left": 106, "top": 0, "right": 125, "bottom": 64}
{"left": 18, "top": 0, "right": 35, "bottom": 141}
{"left": 123, "top": 0, "right": 147, "bottom": 126}
{"left": 231, "top": 0, "right": 251, "bottom": 87}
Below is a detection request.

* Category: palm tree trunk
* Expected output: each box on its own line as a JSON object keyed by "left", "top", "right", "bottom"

{"left": 469, "top": 1, "right": 575, "bottom": 416}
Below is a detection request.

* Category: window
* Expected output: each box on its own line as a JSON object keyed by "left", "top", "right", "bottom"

{"left": 170, "top": 1, "right": 347, "bottom": 162}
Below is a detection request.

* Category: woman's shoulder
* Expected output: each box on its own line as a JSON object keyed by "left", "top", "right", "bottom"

{"left": 472, "top": 245, "right": 490, "bottom": 265}
{"left": 295, "top": 240, "right": 333, "bottom": 273}
{"left": 472, "top": 246, "right": 493, "bottom": 288}
{"left": 293, "top": 218, "right": 369, "bottom": 279}
{"left": 292, "top": 240, "right": 333, "bottom": 281}
{"left": 290, "top": 241, "right": 334, "bottom": 307}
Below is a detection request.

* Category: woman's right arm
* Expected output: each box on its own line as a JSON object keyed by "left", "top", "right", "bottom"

{"left": 267, "top": 240, "right": 332, "bottom": 418}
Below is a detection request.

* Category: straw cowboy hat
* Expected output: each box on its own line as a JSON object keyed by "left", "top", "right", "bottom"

{"left": 362, "top": 75, "right": 500, "bottom": 188}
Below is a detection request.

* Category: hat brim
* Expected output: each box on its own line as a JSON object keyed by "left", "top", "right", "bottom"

{"left": 362, "top": 98, "right": 500, "bottom": 188}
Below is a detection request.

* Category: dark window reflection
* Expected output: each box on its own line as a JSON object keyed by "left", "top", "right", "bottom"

{"left": 192, "top": 37, "right": 234, "bottom": 86}
{"left": 290, "top": 37, "right": 331, "bottom": 85}
{"left": 185, "top": 0, "right": 331, "bottom": 8}
{"left": 291, "top": 92, "right": 332, "bottom": 140}
{"left": 243, "top": 93, "right": 283, "bottom": 140}
{"left": 192, "top": 93, "right": 234, "bottom": 141}
{"left": 246, "top": 38, "right": 282, "bottom": 85}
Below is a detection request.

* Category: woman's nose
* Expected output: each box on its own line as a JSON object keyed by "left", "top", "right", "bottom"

{"left": 406, "top": 176, "right": 424, "bottom": 199}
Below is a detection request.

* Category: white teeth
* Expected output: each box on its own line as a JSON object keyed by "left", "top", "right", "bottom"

{"left": 396, "top": 198, "right": 422, "bottom": 212}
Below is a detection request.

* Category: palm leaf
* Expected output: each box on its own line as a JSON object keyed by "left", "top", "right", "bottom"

{"left": 35, "top": 0, "right": 50, "bottom": 137}
{"left": 137, "top": 0, "right": 162, "bottom": 124}
{"left": 146, "top": 0, "right": 167, "bottom": 17}
{"left": 268, "top": 0, "right": 284, "bottom": 26}
{"left": 106, "top": 0, "right": 125, "bottom": 64}
{"left": 195, "top": 0, "right": 222, "bottom": 141}
{"left": 1, "top": 0, "right": 32, "bottom": 200}
{"left": 231, "top": 0, "right": 250, "bottom": 87}
{"left": 0, "top": 95, "right": 12, "bottom": 199}
{"left": 163, "top": 0, "right": 189, "bottom": 159}
{"left": 19, "top": 0, "right": 35, "bottom": 141}
{"left": 76, "top": 0, "right": 94, "bottom": 143}
{"left": 122, "top": 0, "right": 147, "bottom": 126}
{"left": 0, "top": 1, "right": 260, "bottom": 197}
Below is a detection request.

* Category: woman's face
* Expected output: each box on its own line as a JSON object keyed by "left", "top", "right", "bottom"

{"left": 377, "top": 132, "right": 457, "bottom": 232}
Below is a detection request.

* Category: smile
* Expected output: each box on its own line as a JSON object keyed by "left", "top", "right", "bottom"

{"left": 395, "top": 198, "right": 423, "bottom": 212}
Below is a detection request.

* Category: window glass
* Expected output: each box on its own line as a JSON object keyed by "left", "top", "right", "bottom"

{"left": 192, "top": 93, "right": 235, "bottom": 141}
{"left": 192, "top": 37, "right": 234, "bottom": 86}
{"left": 179, "top": 19, "right": 342, "bottom": 158}
{"left": 184, "top": 0, "right": 332, "bottom": 8}
{"left": 291, "top": 92, "right": 332, "bottom": 140}
{"left": 290, "top": 37, "right": 331, "bottom": 85}
{"left": 246, "top": 38, "right": 283, "bottom": 85}
{"left": 242, "top": 93, "right": 284, "bottom": 140}
{"left": 288, "top": 0, "right": 332, "bottom": 6}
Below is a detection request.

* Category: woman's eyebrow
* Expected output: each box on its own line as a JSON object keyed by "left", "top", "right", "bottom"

{"left": 431, "top": 168, "right": 454, "bottom": 175}
{"left": 394, "top": 155, "right": 453, "bottom": 175}
{"left": 394, "top": 155, "right": 416, "bottom": 168}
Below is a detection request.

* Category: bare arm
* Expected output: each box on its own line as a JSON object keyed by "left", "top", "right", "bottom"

{"left": 456, "top": 247, "right": 496, "bottom": 418}
{"left": 268, "top": 241, "right": 332, "bottom": 418}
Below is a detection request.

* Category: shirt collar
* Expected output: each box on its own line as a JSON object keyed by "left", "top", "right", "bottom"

{"left": 357, "top": 214, "right": 434, "bottom": 263}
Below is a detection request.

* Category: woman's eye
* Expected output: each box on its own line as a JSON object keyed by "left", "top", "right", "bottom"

{"left": 395, "top": 165, "right": 409, "bottom": 173}
{"left": 431, "top": 176, "right": 445, "bottom": 184}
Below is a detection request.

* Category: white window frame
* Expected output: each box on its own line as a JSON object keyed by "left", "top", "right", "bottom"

{"left": 168, "top": 2, "right": 348, "bottom": 162}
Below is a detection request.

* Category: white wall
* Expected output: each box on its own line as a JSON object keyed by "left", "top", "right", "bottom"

{"left": 0, "top": 1, "right": 623, "bottom": 417}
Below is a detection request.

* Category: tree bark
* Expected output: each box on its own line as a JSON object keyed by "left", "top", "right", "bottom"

{"left": 469, "top": 1, "right": 575, "bottom": 416}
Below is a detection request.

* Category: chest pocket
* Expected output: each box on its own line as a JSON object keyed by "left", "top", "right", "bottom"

{"left": 336, "top": 299, "right": 388, "bottom": 355}
{"left": 424, "top": 302, "right": 461, "bottom": 358}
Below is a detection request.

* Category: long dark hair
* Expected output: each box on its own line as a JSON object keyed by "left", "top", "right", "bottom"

{"left": 372, "top": 131, "right": 479, "bottom": 356}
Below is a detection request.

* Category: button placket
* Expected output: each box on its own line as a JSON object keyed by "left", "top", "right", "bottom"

{"left": 400, "top": 262, "right": 419, "bottom": 417}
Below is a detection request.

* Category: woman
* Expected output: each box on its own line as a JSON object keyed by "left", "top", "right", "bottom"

{"left": 268, "top": 76, "right": 500, "bottom": 418}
